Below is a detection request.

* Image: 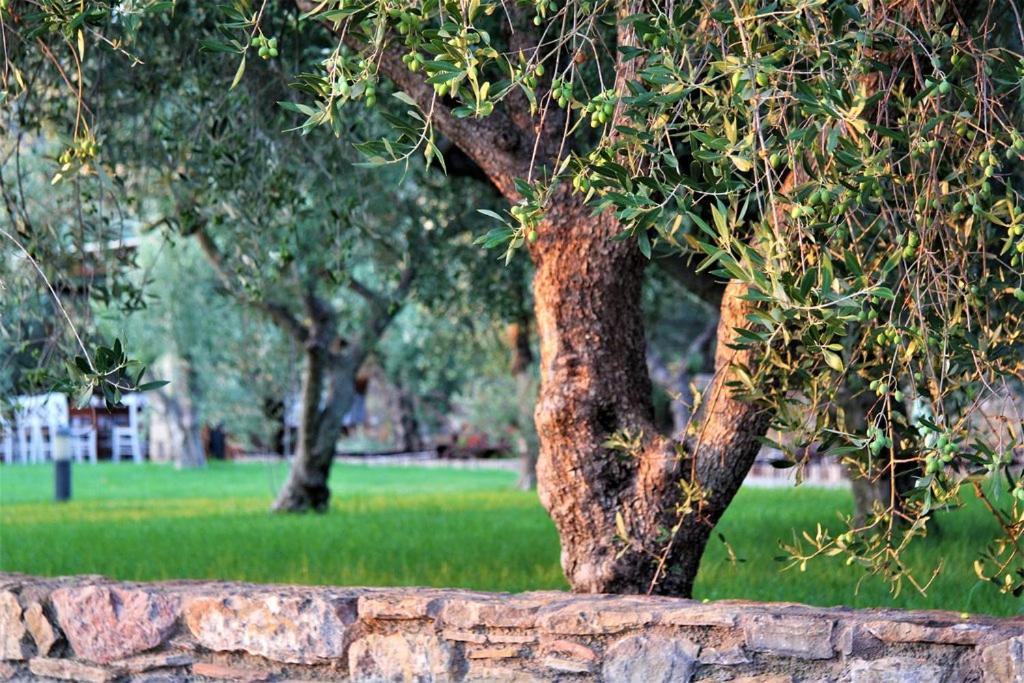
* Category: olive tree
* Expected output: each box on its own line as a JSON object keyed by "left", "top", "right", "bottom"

{"left": 276, "top": 0, "right": 1024, "bottom": 597}
{"left": 4, "top": 2, "right": 484, "bottom": 510}
{"left": 262, "top": 0, "right": 1024, "bottom": 597}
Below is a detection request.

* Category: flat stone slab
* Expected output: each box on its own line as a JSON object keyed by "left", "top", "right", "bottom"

{"left": 183, "top": 590, "right": 358, "bottom": 664}
{"left": 51, "top": 585, "right": 178, "bottom": 663}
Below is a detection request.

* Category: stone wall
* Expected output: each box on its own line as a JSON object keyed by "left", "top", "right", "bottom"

{"left": 0, "top": 573, "right": 1021, "bottom": 682}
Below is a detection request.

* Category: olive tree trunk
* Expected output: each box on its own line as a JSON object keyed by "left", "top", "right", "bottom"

{"left": 195, "top": 224, "right": 415, "bottom": 512}
{"left": 394, "top": 389, "right": 424, "bottom": 452}
{"left": 532, "top": 194, "right": 770, "bottom": 596}
{"left": 271, "top": 346, "right": 359, "bottom": 512}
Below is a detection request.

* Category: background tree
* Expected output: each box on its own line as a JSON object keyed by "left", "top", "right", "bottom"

{"left": 159, "top": 86, "right": 448, "bottom": 510}
{"left": 115, "top": 5, "right": 540, "bottom": 509}
{"left": 4, "top": 0, "right": 537, "bottom": 504}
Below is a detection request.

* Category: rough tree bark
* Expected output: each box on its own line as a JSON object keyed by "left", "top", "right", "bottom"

{"left": 531, "top": 192, "right": 770, "bottom": 594}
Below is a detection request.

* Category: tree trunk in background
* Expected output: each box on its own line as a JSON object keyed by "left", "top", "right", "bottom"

{"left": 507, "top": 319, "right": 537, "bottom": 490}
{"left": 847, "top": 445, "right": 923, "bottom": 526}
{"left": 515, "top": 372, "right": 538, "bottom": 491}
{"left": 149, "top": 353, "right": 206, "bottom": 469}
{"left": 271, "top": 346, "right": 359, "bottom": 512}
{"left": 842, "top": 391, "right": 922, "bottom": 526}
{"left": 531, "top": 194, "right": 770, "bottom": 596}
{"left": 647, "top": 316, "right": 717, "bottom": 439}
{"left": 395, "top": 389, "right": 423, "bottom": 452}
{"left": 262, "top": 398, "right": 287, "bottom": 456}
{"left": 849, "top": 474, "right": 890, "bottom": 525}
{"left": 196, "top": 224, "right": 415, "bottom": 511}
{"left": 267, "top": 272, "right": 412, "bottom": 513}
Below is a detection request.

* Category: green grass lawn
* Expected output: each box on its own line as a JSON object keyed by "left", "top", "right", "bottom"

{"left": 1, "top": 461, "right": 1020, "bottom": 616}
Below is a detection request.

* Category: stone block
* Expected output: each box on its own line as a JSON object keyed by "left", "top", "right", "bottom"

{"left": 863, "top": 619, "right": 994, "bottom": 646}
{"left": 601, "top": 634, "right": 699, "bottom": 683}
{"left": 743, "top": 613, "right": 835, "bottom": 659}
{"left": 660, "top": 601, "right": 741, "bottom": 627}
{"left": 464, "top": 662, "right": 546, "bottom": 682}
{"left": 113, "top": 653, "right": 194, "bottom": 673}
{"left": 192, "top": 661, "right": 275, "bottom": 682}
{"left": 466, "top": 645, "right": 521, "bottom": 659}
{"left": 348, "top": 632, "right": 455, "bottom": 682}
{"left": 542, "top": 638, "right": 597, "bottom": 661}
{"left": 28, "top": 657, "right": 115, "bottom": 683}
{"left": 442, "top": 629, "right": 487, "bottom": 644}
{"left": 834, "top": 622, "right": 884, "bottom": 657}
{"left": 439, "top": 594, "right": 548, "bottom": 630}
{"left": 184, "top": 591, "right": 356, "bottom": 664}
{"left": 51, "top": 586, "right": 178, "bottom": 663}
{"left": 487, "top": 633, "right": 537, "bottom": 645}
{"left": 0, "top": 592, "right": 28, "bottom": 661}
{"left": 848, "top": 656, "right": 947, "bottom": 683}
{"left": 698, "top": 643, "right": 750, "bottom": 665}
{"left": 981, "top": 636, "right": 1024, "bottom": 683}
{"left": 542, "top": 656, "right": 594, "bottom": 674}
{"left": 537, "top": 595, "right": 660, "bottom": 635}
{"left": 357, "top": 589, "right": 446, "bottom": 620}
{"left": 22, "top": 603, "right": 57, "bottom": 657}
{"left": 0, "top": 661, "right": 19, "bottom": 680}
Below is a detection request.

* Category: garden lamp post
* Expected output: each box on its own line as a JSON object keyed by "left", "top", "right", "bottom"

{"left": 54, "top": 426, "right": 71, "bottom": 502}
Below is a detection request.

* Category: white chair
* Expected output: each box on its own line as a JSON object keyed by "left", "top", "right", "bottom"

{"left": 41, "top": 394, "right": 69, "bottom": 461}
{"left": 1, "top": 417, "right": 12, "bottom": 465}
{"left": 11, "top": 394, "right": 69, "bottom": 463}
{"left": 111, "top": 394, "right": 145, "bottom": 463}
{"left": 105, "top": 393, "right": 145, "bottom": 466}
{"left": 69, "top": 426, "right": 97, "bottom": 464}
{"left": 15, "top": 419, "right": 31, "bottom": 463}
{"left": 112, "top": 426, "right": 141, "bottom": 463}
{"left": 12, "top": 400, "right": 38, "bottom": 463}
